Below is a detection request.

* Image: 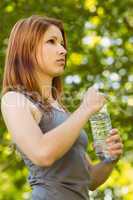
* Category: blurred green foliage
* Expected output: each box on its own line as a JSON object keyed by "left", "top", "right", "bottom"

{"left": 0, "top": 0, "right": 133, "bottom": 199}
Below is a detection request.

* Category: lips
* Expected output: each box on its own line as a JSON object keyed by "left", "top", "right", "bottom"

{"left": 56, "top": 58, "right": 65, "bottom": 64}
{"left": 56, "top": 58, "right": 65, "bottom": 62}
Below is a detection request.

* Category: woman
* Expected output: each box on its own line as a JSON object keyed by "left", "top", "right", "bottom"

{"left": 1, "top": 15, "right": 123, "bottom": 199}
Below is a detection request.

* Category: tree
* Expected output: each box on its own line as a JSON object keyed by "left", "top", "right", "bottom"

{"left": 0, "top": 0, "right": 133, "bottom": 199}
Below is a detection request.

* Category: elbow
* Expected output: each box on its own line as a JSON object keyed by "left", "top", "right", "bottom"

{"left": 89, "top": 186, "right": 97, "bottom": 191}
{"left": 89, "top": 183, "right": 97, "bottom": 191}
{"left": 35, "top": 150, "right": 55, "bottom": 167}
{"left": 36, "top": 158, "right": 53, "bottom": 167}
{"left": 88, "top": 178, "right": 97, "bottom": 191}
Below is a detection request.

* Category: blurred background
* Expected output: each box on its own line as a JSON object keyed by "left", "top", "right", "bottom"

{"left": 0, "top": 0, "right": 133, "bottom": 199}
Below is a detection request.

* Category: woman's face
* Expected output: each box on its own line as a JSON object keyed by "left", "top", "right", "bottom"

{"left": 36, "top": 25, "right": 67, "bottom": 77}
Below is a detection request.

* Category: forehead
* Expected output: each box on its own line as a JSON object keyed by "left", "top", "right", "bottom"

{"left": 43, "top": 25, "right": 63, "bottom": 40}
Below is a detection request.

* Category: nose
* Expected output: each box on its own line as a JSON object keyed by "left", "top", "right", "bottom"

{"left": 57, "top": 45, "right": 67, "bottom": 56}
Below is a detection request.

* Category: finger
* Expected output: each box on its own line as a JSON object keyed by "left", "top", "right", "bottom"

{"left": 104, "top": 93, "right": 110, "bottom": 101}
{"left": 108, "top": 131, "right": 122, "bottom": 141}
{"left": 109, "top": 149, "right": 123, "bottom": 156}
{"left": 99, "top": 92, "right": 109, "bottom": 102}
{"left": 106, "top": 134, "right": 121, "bottom": 143}
{"left": 108, "top": 143, "right": 123, "bottom": 151}
{"left": 109, "top": 128, "right": 119, "bottom": 134}
{"left": 91, "top": 85, "right": 99, "bottom": 92}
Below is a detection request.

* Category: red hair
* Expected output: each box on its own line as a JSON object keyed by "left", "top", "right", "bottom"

{"left": 2, "top": 15, "right": 68, "bottom": 114}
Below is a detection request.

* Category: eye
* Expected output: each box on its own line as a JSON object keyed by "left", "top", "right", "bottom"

{"left": 61, "top": 42, "right": 65, "bottom": 47}
{"left": 47, "top": 39, "right": 65, "bottom": 47}
{"left": 47, "top": 39, "right": 55, "bottom": 44}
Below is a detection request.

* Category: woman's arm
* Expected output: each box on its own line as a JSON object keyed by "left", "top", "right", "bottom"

{"left": 1, "top": 87, "right": 106, "bottom": 167}
{"left": 1, "top": 91, "right": 93, "bottom": 167}
{"left": 87, "top": 156, "right": 117, "bottom": 191}
{"left": 85, "top": 129, "right": 123, "bottom": 191}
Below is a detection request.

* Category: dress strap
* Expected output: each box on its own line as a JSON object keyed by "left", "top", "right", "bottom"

{"left": 22, "top": 91, "right": 45, "bottom": 113}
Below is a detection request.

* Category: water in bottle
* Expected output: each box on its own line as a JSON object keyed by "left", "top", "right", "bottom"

{"left": 89, "top": 104, "right": 117, "bottom": 162}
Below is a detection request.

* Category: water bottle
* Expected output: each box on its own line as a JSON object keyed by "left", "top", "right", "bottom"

{"left": 89, "top": 103, "right": 117, "bottom": 162}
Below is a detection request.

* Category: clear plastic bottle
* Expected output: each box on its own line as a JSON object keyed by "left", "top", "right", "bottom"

{"left": 89, "top": 104, "right": 117, "bottom": 162}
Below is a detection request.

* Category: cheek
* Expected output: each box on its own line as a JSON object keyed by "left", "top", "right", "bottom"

{"left": 43, "top": 45, "right": 56, "bottom": 61}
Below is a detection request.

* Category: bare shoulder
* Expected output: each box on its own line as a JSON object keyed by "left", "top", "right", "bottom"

{"left": 0, "top": 91, "right": 48, "bottom": 166}
{"left": 1, "top": 91, "right": 31, "bottom": 111}
{"left": 1, "top": 91, "right": 42, "bottom": 124}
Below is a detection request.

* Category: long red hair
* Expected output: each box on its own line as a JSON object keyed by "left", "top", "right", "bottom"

{"left": 2, "top": 15, "right": 68, "bottom": 114}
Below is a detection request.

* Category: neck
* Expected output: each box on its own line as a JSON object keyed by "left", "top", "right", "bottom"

{"left": 36, "top": 72, "right": 55, "bottom": 103}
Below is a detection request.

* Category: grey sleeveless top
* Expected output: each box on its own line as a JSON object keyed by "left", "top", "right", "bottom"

{"left": 16, "top": 93, "right": 91, "bottom": 200}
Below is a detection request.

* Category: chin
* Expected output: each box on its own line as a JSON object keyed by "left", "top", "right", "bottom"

{"left": 54, "top": 69, "right": 64, "bottom": 77}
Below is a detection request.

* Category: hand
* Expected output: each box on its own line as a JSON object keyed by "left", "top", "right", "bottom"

{"left": 105, "top": 128, "right": 124, "bottom": 161}
{"left": 81, "top": 86, "right": 107, "bottom": 115}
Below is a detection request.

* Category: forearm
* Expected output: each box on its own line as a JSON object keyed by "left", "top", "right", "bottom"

{"left": 89, "top": 160, "right": 118, "bottom": 191}
{"left": 41, "top": 105, "right": 93, "bottom": 164}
